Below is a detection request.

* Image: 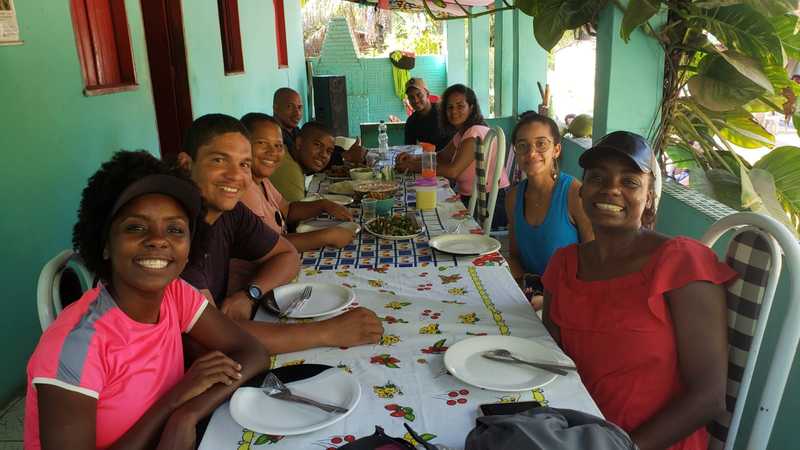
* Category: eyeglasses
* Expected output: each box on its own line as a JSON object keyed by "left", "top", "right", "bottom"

{"left": 513, "top": 138, "right": 553, "bottom": 154}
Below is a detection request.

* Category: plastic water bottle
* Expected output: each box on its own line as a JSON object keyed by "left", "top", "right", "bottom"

{"left": 378, "top": 120, "right": 389, "bottom": 157}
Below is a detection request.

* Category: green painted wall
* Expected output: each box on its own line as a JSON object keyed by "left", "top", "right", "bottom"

{"left": 561, "top": 139, "right": 798, "bottom": 450}
{"left": 593, "top": 4, "right": 665, "bottom": 139}
{"left": 0, "top": 0, "right": 160, "bottom": 404}
{"left": 468, "top": 9, "right": 490, "bottom": 114}
{"left": 514, "top": 11, "right": 547, "bottom": 115}
{"left": 0, "top": 0, "right": 306, "bottom": 405}
{"left": 446, "top": 19, "right": 468, "bottom": 86}
{"left": 183, "top": 0, "right": 308, "bottom": 118}
{"left": 494, "top": 2, "right": 514, "bottom": 117}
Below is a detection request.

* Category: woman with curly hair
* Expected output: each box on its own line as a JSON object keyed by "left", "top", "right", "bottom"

{"left": 542, "top": 132, "right": 736, "bottom": 450}
{"left": 24, "top": 151, "right": 267, "bottom": 450}
{"left": 396, "top": 84, "right": 510, "bottom": 204}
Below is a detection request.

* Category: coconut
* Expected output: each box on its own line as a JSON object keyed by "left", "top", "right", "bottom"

{"left": 568, "top": 114, "right": 593, "bottom": 138}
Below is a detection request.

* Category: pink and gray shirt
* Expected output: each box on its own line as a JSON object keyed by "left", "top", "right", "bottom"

{"left": 24, "top": 279, "right": 207, "bottom": 449}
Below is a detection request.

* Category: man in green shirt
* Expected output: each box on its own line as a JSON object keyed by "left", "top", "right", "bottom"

{"left": 269, "top": 121, "right": 335, "bottom": 202}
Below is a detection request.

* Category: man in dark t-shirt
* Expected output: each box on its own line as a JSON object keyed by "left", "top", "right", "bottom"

{"left": 404, "top": 77, "right": 452, "bottom": 151}
{"left": 179, "top": 114, "right": 383, "bottom": 354}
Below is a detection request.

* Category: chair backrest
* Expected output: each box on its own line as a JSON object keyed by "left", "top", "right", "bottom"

{"left": 701, "top": 212, "right": 800, "bottom": 450}
{"left": 37, "top": 250, "right": 94, "bottom": 331}
{"left": 468, "top": 126, "right": 507, "bottom": 235}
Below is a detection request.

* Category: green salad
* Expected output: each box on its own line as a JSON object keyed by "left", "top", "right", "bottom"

{"left": 368, "top": 215, "right": 421, "bottom": 236}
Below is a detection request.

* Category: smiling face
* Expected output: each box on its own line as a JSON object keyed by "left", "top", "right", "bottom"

{"left": 274, "top": 91, "right": 304, "bottom": 130}
{"left": 407, "top": 87, "right": 431, "bottom": 113}
{"left": 515, "top": 121, "right": 561, "bottom": 177}
{"left": 107, "top": 193, "right": 190, "bottom": 296}
{"left": 295, "top": 128, "right": 334, "bottom": 173}
{"left": 250, "top": 121, "right": 285, "bottom": 180}
{"left": 445, "top": 92, "right": 472, "bottom": 129}
{"left": 581, "top": 154, "right": 653, "bottom": 231}
{"left": 185, "top": 132, "right": 252, "bottom": 222}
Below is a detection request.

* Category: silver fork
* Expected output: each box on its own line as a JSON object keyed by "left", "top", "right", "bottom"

{"left": 280, "top": 286, "right": 313, "bottom": 319}
{"left": 261, "top": 372, "right": 348, "bottom": 414}
{"left": 482, "top": 349, "right": 576, "bottom": 376}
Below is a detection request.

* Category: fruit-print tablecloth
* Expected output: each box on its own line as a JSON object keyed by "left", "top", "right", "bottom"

{"left": 198, "top": 266, "right": 601, "bottom": 450}
{"left": 298, "top": 175, "right": 507, "bottom": 270}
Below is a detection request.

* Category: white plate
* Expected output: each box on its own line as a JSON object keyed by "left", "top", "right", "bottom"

{"left": 364, "top": 217, "right": 425, "bottom": 241}
{"left": 444, "top": 335, "right": 563, "bottom": 392}
{"left": 301, "top": 193, "right": 354, "bottom": 206}
{"left": 273, "top": 282, "right": 355, "bottom": 318}
{"left": 229, "top": 368, "right": 361, "bottom": 436}
{"left": 327, "top": 181, "right": 354, "bottom": 195}
{"left": 295, "top": 220, "right": 361, "bottom": 235}
{"left": 429, "top": 234, "right": 501, "bottom": 255}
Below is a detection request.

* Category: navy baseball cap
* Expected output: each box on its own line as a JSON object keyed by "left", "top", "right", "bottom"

{"left": 107, "top": 174, "right": 202, "bottom": 236}
{"left": 578, "top": 131, "right": 654, "bottom": 173}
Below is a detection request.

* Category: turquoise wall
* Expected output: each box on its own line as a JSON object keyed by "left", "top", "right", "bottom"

{"left": 561, "top": 139, "right": 798, "bottom": 450}
{"left": 0, "top": 0, "right": 306, "bottom": 405}
{"left": 0, "top": 0, "right": 160, "bottom": 405}
{"left": 312, "top": 18, "right": 447, "bottom": 137}
{"left": 184, "top": 0, "right": 308, "bottom": 118}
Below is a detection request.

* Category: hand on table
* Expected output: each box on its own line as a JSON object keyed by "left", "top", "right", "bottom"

{"left": 220, "top": 292, "right": 255, "bottom": 321}
{"left": 323, "top": 226, "right": 357, "bottom": 248}
{"left": 394, "top": 153, "right": 418, "bottom": 172}
{"left": 320, "top": 199, "right": 353, "bottom": 221}
{"left": 344, "top": 138, "right": 367, "bottom": 164}
{"left": 320, "top": 307, "right": 384, "bottom": 347}
{"left": 172, "top": 351, "right": 242, "bottom": 406}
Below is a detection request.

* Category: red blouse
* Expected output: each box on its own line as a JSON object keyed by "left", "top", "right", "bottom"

{"left": 542, "top": 237, "right": 737, "bottom": 450}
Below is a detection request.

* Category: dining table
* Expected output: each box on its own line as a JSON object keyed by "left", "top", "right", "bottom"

{"left": 198, "top": 158, "right": 602, "bottom": 449}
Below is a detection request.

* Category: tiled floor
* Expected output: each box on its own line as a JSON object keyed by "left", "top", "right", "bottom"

{"left": 0, "top": 396, "right": 23, "bottom": 449}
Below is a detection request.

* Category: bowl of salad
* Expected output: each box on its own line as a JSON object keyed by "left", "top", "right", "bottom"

{"left": 364, "top": 214, "right": 425, "bottom": 241}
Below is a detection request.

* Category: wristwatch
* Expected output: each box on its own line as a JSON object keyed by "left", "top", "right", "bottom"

{"left": 246, "top": 284, "right": 263, "bottom": 303}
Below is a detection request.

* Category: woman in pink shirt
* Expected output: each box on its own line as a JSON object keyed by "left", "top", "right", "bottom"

{"left": 25, "top": 151, "right": 267, "bottom": 450}
{"left": 228, "top": 113, "right": 358, "bottom": 293}
{"left": 396, "top": 84, "right": 510, "bottom": 202}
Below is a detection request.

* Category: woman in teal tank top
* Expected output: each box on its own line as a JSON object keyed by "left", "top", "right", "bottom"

{"left": 505, "top": 113, "right": 593, "bottom": 309}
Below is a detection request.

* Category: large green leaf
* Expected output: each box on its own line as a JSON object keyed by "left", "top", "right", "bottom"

{"left": 770, "top": 14, "right": 800, "bottom": 60}
{"left": 530, "top": 0, "right": 605, "bottom": 51}
{"left": 716, "top": 50, "right": 774, "bottom": 92}
{"left": 744, "top": 0, "right": 799, "bottom": 17}
{"left": 716, "top": 116, "right": 775, "bottom": 148}
{"left": 665, "top": 144, "right": 702, "bottom": 169}
{"left": 515, "top": 0, "right": 538, "bottom": 17}
{"left": 753, "top": 146, "right": 800, "bottom": 219}
{"left": 696, "top": 5, "right": 784, "bottom": 65}
{"left": 687, "top": 54, "right": 767, "bottom": 111}
{"left": 707, "top": 168, "right": 744, "bottom": 209}
{"left": 746, "top": 167, "right": 799, "bottom": 235}
{"left": 620, "top": 0, "right": 661, "bottom": 42}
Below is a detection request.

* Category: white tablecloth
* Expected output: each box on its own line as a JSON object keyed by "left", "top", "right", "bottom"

{"left": 199, "top": 266, "right": 600, "bottom": 449}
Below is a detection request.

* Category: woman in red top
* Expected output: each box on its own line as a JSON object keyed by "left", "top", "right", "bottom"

{"left": 542, "top": 131, "right": 737, "bottom": 450}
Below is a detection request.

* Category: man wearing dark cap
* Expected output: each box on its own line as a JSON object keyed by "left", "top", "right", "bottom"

{"left": 404, "top": 77, "right": 451, "bottom": 151}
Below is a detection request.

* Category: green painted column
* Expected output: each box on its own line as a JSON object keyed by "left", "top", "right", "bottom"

{"left": 513, "top": 11, "right": 547, "bottom": 115}
{"left": 592, "top": 3, "right": 666, "bottom": 139}
{"left": 446, "top": 19, "right": 467, "bottom": 87}
{"left": 469, "top": 8, "right": 490, "bottom": 113}
{"left": 494, "top": 1, "right": 514, "bottom": 117}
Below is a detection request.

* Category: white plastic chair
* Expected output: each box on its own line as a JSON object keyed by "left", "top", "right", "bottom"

{"left": 701, "top": 212, "right": 800, "bottom": 450}
{"left": 37, "top": 250, "right": 94, "bottom": 331}
{"left": 468, "top": 126, "right": 507, "bottom": 235}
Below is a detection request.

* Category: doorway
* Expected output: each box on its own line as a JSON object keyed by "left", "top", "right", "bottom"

{"left": 140, "top": 0, "right": 193, "bottom": 161}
